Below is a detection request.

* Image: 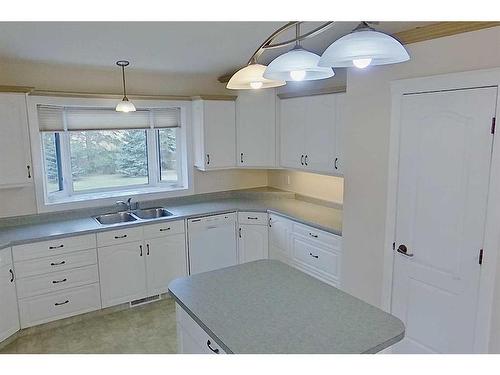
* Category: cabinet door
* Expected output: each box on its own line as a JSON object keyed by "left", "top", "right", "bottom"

{"left": 236, "top": 90, "right": 276, "bottom": 167}
{"left": 268, "top": 214, "right": 293, "bottom": 263}
{"left": 0, "top": 93, "right": 32, "bottom": 187}
{"left": 0, "top": 249, "right": 20, "bottom": 342}
{"left": 238, "top": 225, "right": 268, "bottom": 264}
{"left": 98, "top": 241, "right": 147, "bottom": 308}
{"left": 145, "top": 233, "right": 187, "bottom": 296}
{"left": 204, "top": 100, "right": 236, "bottom": 169}
{"left": 279, "top": 97, "right": 305, "bottom": 169}
{"left": 334, "top": 93, "right": 345, "bottom": 175}
{"left": 303, "top": 94, "right": 337, "bottom": 173}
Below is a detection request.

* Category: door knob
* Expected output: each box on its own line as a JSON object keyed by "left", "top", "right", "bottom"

{"left": 397, "top": 244, "right": 414, "bottom": 257}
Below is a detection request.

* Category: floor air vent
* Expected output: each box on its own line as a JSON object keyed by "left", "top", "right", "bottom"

{"left": 130, "top": 294, "right": 160, "bottom": 307}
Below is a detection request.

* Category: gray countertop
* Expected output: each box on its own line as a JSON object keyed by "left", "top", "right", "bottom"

{"left": 168, "top": 260, "right": 405, "bottom": 354}
{"left": 0, "top": 196, "right": 342, "bottom": 250}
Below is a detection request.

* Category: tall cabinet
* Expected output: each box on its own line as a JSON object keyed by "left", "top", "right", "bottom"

{"left": 279, "top": 92, "right": 344, "bottom": 176}
{"left": 0, "top": 92, "right": 33, "bottom": 188}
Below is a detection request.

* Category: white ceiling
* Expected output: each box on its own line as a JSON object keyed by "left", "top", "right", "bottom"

{"left": 0, "top": 22, "right": 433, "bottom": 76}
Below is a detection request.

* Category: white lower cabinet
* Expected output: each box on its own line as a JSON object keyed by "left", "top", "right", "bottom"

{"left": 238, "top": 224, "right": 268, "bottom": 264}
{"left": 176, "top": 303, "right": 226, "bottom": 354}
{"left": 268, "top": 214, "right": 293, "bottom": 264}
{"left": 0, "top": 247, "right": 20, "bottom": 342}
{"left": 98, "top": 240, "right": 148, "bottom": 308}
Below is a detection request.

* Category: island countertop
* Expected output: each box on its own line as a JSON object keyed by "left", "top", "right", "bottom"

{"left": 168, "top": 260, "right": 405, "bottom": 354}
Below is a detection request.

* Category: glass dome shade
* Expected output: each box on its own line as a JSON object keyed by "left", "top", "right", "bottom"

{"left": 318, "top": 30, "right": 410, "bottom": 68}
{"left": 115, "top": 98, "right": 136, "bottom": 112}
{"left": 263, "top": 48, "right": 334, "bottom": 81}
{"left": 226, "top": 63, "right": 286, "bottom": 90}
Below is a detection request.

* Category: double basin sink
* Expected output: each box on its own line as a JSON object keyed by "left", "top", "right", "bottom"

{"left": 94, "top": 208, "right": 173, "bottom": 226}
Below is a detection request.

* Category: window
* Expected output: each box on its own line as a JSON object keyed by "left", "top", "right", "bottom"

{"left": 37, "top": 105, "right": 187, "bottom": 204}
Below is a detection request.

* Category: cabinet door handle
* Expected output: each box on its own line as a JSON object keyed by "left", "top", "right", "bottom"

{"left": 146, "top": 243, "right": 150, "bottom": 256}
{"left": 159, "top": 227, "right": 171, "bottom": 232}
{"left": 114, "top": 234, "right": 127, "bottom": 239}
{"left": 269, "top": 217, "right": 272, "bottom": 227}
{"left": 139, "top": 245, "right": 143, "bottom": 257}
{"left": 309, "top": 252, "right": 319, "bottom": 259}
{"left": 300, "top": 154, "right": 304, "bottom": 166}
{"left": 334, "top": 157, "right": 338, "bottom": 170}
{"left": 52, "top": 278, "right": 67, "bottom": 284}
{"left": 206, "top": 340, "right": 220, "bottom": 354}
{"left": 9, "top": 269, "right": 14, "bottom": 282}
{"left": 27, "top": 165, "right": 31, "bottom": 178}
{"left": 238, "top": 227, "right": 242, "bottom": 238}
{"left": 240, "top": 152, "right": 244, "bottom": 164}
{"left": 54, "top": 300, "right": 69, "bottom": 306}
{"left": 304, "top": 155, "right": 308, "bottom": 166}
{"left": 51, "top": 261, "right": 66, "bottom": 266}
{"left": 206, "top": 154, "right": 210, "bottom": 165}
{"left": 49, "top": 244, "right": 64, "bottom": 250}
{"left": 308, "top": 232, "right": 318, "bottom": 239}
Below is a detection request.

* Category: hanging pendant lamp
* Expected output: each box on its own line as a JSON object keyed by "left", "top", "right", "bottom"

{"left": 115, "top": 60, "right": 136, "bottom": 112}
{"left": 318, "top": 22, "right": 410, "bottom": 69}
{"left": 264, "top": 24, "right": 334, "bottom": 82}
{"left": 226, "top": 63, "right": 286, "bottom": 90}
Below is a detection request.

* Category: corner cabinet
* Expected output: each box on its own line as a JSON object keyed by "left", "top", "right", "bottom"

{"left": 279, "top": 93, "right": 345, "bottom": 176}
{"left": 193, "top": 98, "right": 237, "bottom": 170}
{"left": 0, "top": 93, "right": 33, "bottom": 188}
{"left": 0, "top": 247, "right": 20, "bottom": 343}
{"left": 236, "top": 90, "right": 277, "bottom": 168}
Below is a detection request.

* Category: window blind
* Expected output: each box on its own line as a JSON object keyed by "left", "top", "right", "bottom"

{"left": 37, "top": 105, "right": 181, "bottom": 132}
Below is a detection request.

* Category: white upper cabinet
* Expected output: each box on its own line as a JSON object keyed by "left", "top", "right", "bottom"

{"left": 279, "top": 93, "right": 344, "bottom": 175}
{"left": 236, "top": 90, "right": 277, "bottom": 168}
{"left": 193, "top": 98, "right": 236, "bottom": 170}
{"left": 0, "top": 93, "right": 32, "bottom": 188}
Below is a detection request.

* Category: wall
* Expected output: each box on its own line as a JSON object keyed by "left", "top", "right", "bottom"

{"left": 267, "top": 170, "right": 343, "bottom": 205}
{"left": 0, "top": 59, "right": 269, "bottom": 218}
{"left": 340, "top": 26, "right": 500, "bottom": 351}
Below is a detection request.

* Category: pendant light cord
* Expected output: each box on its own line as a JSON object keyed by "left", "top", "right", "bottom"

{"left": 121, "top": 65, "right": 128, "bottom": 100}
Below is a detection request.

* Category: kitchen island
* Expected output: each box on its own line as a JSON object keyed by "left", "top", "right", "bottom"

{"left": 168, "top": 260, "right": 404, "bottom": 354}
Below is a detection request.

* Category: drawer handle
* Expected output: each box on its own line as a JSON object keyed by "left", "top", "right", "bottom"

{"left": 308, "top": 232, "right": 319, "bottom": 238}
{"left": 114, "top": 234, "right": 128, "bottom": 239}
{"left": 52, "top": 278, "right": 67, "bottom": 284}
{"left": 159, "top": 227, "right": 171, "bottom": 232}
{"left": 55, "top": 300, "right": 69, "bottom": 306}
{"left": 9, "top": 268, "right": 14, "bottom": 282}
{"left": 49, "top": 244, "right": 64, "bottom": 250}
{"left": 309, "top": 252, "right": 319, "bottom": 259}
{"left": 50, "top": 261, "right": 66, "bottom": 266}
{"left": 247, "top": 216, "right": 258, "bottom": 220}
{"left": 206, "top": 340, "right": 220, "bottom": 354}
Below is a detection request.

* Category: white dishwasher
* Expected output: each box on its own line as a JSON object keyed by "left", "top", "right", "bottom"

{"left": 187, "top": 212, "right": 237, "bottom": 275}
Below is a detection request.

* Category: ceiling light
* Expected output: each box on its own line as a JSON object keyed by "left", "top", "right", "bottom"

{"left": 319, "top": 22, "right": 410, "bottom": 69}
{"left": 116, "top": 60, "right": 136, "bottom": 112}
{"left": 227, "top": 63, "right": 285, "bottom": 90}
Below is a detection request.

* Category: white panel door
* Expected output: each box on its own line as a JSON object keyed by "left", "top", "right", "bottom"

{"left": 303, "top": 94, "right": 337, "bottom": 173}
{"left": 145, "top": 234, "right": 187, "bottom": 296}
{"left": 236, "top": 90, "right": 276, "bottom": 167}
{"left": 98, "top": 241, "right": 148, "bottom": 308}
{"left": 204, "top": 100, "right": 236, "bottom": 168}
{"left": 238, "top": 224, "right": 269, "bottom": 264}
{"left": 0, "top": 248, "right": 19, "bottom": 342}
{"left": 391, "top": 87, "right": 497, "bottom": 353}
{"left": 0, "top": 93, "right": 32, "bottom": 187}
{"left": 280, "top": 97, "right": 305, "bottom": 169}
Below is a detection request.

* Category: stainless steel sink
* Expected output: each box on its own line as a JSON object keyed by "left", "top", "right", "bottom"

{"left": 94, "top": 212, "right": 137, "bottom": 225}
{"left": 133, "top": 207, "right": 173, "bottom": 220}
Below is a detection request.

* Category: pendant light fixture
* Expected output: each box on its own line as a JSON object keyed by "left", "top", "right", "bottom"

{"left": 226, "top": 61, "right": 286, "bottom": 90}
{"left": 263, "top": 23, "right": 334, "bottom": 82}
{"left": 115, "top": 60, "right": 136, "bottom": 112}
{"left": 318, "top": 22, "right": 409, "bottom": 69}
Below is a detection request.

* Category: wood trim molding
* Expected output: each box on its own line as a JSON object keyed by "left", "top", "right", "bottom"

{"left": 277, "top": 86, "right": 346, "bottom": 99}
{"left": 30, "top": 90, "right": 193, "bottom": 101}
{"left": 191, "top": 95, "right": 237, "bottom": 101}
{"left": 0, "top": 85, "right": 35, "bottom": 93}
{"left": 394, "top": 22, "right": 500, "bottom": 45}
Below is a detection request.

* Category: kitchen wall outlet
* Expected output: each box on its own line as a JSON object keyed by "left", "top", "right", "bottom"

{"left": 286, "top": 175, "right": 291, "bottom": 185}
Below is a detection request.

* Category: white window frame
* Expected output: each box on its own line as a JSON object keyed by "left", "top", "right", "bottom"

{"left": 27, "top": 95, "right": 194, "bottom": 213}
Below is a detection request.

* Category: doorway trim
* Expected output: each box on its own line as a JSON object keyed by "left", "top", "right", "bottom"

{"left": 382, "top": 68, "right": 500, "bottom": 353}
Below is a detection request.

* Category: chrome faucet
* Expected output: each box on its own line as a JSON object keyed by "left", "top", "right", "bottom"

{"left": 116, "top": 197, "right": 133, "bottom": 211}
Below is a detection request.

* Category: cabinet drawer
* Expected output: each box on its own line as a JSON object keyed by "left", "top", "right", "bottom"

{"left": 13, "top": 234, "right": 96, "bottom": 262}
{"left": 16, "top": 264, "right": 99, "bottom": 299}
{"left": 176, "top": 303, "right": 226, "bottom": 354}
{"left": 14, "top": 248, "right": 97, "bottom": 278}
{"left": 143, "top": 220, "right": 185, "bottom": 239}
{"left": 96, "top": 226, "right": 143, "bottom": 247}
{"left": 292, "top": 223, "right": 341, "bottom": 249}
{"left": 238, "top": 212, "right": 268, "bottom": 225}
{"left": 18, "top": 283, "right": 101, "bottom": 328}
{"left": 0, "top": 247, "right": 12, "bottom": 268}
{"left": 291, "top": 235, "right": 340, "bottom": 280}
